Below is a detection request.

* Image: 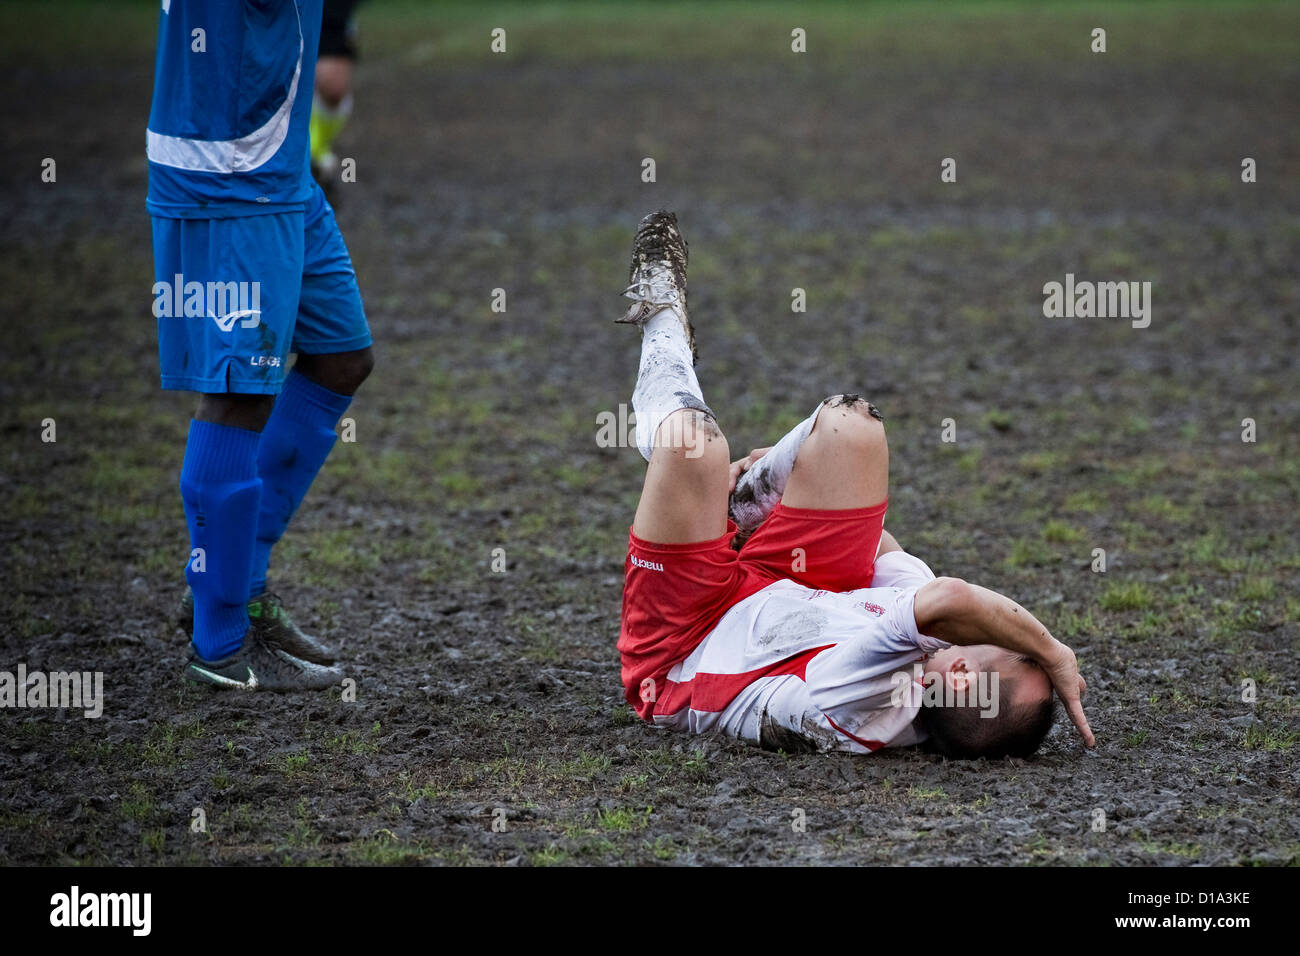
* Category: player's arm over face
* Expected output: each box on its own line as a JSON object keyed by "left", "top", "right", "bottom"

{"left": 913, "top": 577, "right": 1095, "bottom": 748}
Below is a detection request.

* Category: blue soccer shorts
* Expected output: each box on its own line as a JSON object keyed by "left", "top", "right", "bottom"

{"left": 152, "top": 183, "right": 372, "bottom": 395}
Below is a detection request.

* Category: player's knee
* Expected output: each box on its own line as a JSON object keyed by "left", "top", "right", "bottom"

{"left": 347, "top": 348, "right": 376, "bottom": 388}
{"left": 815, "top": 393, "right": 886, "bottom": 451}
{"left": 655, "top": 409, "right": 728, "bottom": 469}
{"left": 295, "top": 348, "right": 374, "bottom": 396}
{"left": 823, "top": 393, "right": 884, "bottom": 423}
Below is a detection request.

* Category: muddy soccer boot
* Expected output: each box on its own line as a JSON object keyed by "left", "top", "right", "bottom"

{"left": 247, "top": 592, "right": 337, "bottom": 665}
{"left": 616, "top": 210, "right": 697, "bottom": 363}
{"left": 176, "top": 591, "right": 338, "bottom": 665}
{"left": 184, "top": 627, "right": 343, "bottom": 691}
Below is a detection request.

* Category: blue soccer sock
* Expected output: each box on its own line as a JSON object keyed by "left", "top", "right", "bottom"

{"left": 249, "top": 368, "right": 352, "bottom": 597}
{"left": 180, "top": 420, "right": 263, "bottom": 662}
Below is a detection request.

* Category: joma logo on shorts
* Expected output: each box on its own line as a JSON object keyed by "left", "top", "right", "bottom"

{"left": 631, "top": 555, "right": 664, "bottom": 572}
{"left": 152, "top": 272, "right": 262, "bottom": 330}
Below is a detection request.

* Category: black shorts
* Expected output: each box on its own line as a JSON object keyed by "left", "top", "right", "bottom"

{"left": 320, "top": 0, "right": 362, "bottom": 60}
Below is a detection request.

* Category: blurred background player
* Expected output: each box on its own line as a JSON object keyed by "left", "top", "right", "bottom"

{"left": 614, "top": 211, "right": 1094, "bottom": 756}
{"left": 148, "top": 0, "right": 375, "bottom": 691}
{"left": 310, "top": 0, "right": 363, "bottom": 187}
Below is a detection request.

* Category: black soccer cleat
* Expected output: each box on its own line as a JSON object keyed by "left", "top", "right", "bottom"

{"left": 616, "top": 210, "right": 698, "bottom": 363}
{"left": 183, "top": 627, "right": 344, "bottom": 692}
{"left": 247, "top": 592, "right": 338, "bottom": 665}
{"left": 176, "top": 590, "right": 338, "bottom": 665}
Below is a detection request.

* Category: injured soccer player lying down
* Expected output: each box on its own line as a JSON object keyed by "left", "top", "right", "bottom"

{"left": 614, "top": 211, "right": 1095, "bottom": 758}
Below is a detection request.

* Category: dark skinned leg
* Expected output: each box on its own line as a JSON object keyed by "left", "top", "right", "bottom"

{"left": 293, "top": 346, "right": 374, "bottom": 396}
{"left": 194, "top": 393, "right": 275, "bottom": 432}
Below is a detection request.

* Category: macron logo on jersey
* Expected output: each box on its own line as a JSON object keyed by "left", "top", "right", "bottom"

{"left": 631, "top": 555, "right": 664, "bottom": 572}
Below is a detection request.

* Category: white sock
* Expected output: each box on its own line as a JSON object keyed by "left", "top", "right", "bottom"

{"left": 728, "top": 401, "right": 826, "bottom": 532}
{"left": 631, "top": 308, "right": 712, "bottom": 461}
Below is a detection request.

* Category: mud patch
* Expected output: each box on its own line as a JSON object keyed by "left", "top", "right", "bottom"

{"left": 754, "top": 607, "right": 828, "bottom": 653}
{"left": 828, "top": 393, "right": 883, "bottom": 422}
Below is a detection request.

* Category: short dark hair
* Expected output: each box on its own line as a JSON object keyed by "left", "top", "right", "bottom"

{"left": 919, "top": 680, "right": 1055, "bottom": 759}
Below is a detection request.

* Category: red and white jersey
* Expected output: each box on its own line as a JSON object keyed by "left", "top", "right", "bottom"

{"left": 652, "top": 550, "right": 948, "bottom": 753}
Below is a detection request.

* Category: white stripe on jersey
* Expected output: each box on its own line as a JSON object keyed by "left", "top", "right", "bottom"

{"left": 146, "top": 12, "right": 303, "bottom": 174}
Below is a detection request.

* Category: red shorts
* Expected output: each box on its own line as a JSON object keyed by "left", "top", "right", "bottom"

{"left": 618, "top": 500, "right": 888, "bottom": 720}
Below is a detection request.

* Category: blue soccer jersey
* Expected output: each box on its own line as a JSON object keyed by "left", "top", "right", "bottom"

{"left": 146, "top": 0, "right": 324, "bottom": 218}
{"left": 148, "top": 0, "right": 370, "bottom": 394}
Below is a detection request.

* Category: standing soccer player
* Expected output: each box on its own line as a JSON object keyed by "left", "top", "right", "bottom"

{"left": 148, "top": 1, "right": 375, "bottom": 690}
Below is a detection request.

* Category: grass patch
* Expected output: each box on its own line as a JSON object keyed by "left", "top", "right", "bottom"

{"left": 119, "top": 783, "right": 153, "bottom": 822}
{"left": 596, "top": 806, "right": 653, "bottom": 833}
{"left": 1006, "top": 537, "right": 1054, "bottom": 568}
{"left": 282, "top": 752, "right": 311, "bottom": 776}
{"left": 1100, "top": 581, "right": 1154, "bottom": 612}
{"left": 1063, "top": 489, "right": 1106, "bottom": 513}
{"left": 351, "top": 830, "right": 430, "bottom": 865}
{"left": 1242, "top": 723, "right": 1298, "bottom": 752}
{"left": 1043, "top": 519, "right": 1084, "bottom": 544}
{"left": 1237, "top": 577, "right": 1275, "bottom": 602}
{"left": 531, "top": 844, "right": 569, "bottom": 866}
{"left": 983, "top": 410, "right": 1015, "bottom": 433}
{"left": 908, "top": 786, "right": 948, "bottom": 800}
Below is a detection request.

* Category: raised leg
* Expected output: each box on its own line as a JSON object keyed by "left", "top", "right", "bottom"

{"left": 781, "top": 394, "right": 888, "bottom": 510}
{"left": 632, "top": 409, "right": 731, "bottom": 544}
{"left": 621, "top": 211, "right": 726, "bottom": 544}
{"left": 730, "top": 394, "right": 888, "bottom": 533}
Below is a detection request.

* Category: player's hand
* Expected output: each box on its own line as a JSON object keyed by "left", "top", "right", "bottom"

{"left": 728, "top": 447, "right": 772, "bottom": 494}
{"left": 1039, "top": 639, "right": 1095, "bottom": 748}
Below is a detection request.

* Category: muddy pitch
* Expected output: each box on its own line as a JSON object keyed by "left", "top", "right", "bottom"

{"left": 1, "top": 4, "right": 1298, "bottom": 865}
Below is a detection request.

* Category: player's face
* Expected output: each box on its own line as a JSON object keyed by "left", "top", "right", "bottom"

{"left": 922, "top": 645, "right": 1051, "bottom": 709}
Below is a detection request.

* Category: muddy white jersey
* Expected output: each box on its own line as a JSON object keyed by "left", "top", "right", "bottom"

{"left": 653, "top": 550, "right": 948, "bottom": 753}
